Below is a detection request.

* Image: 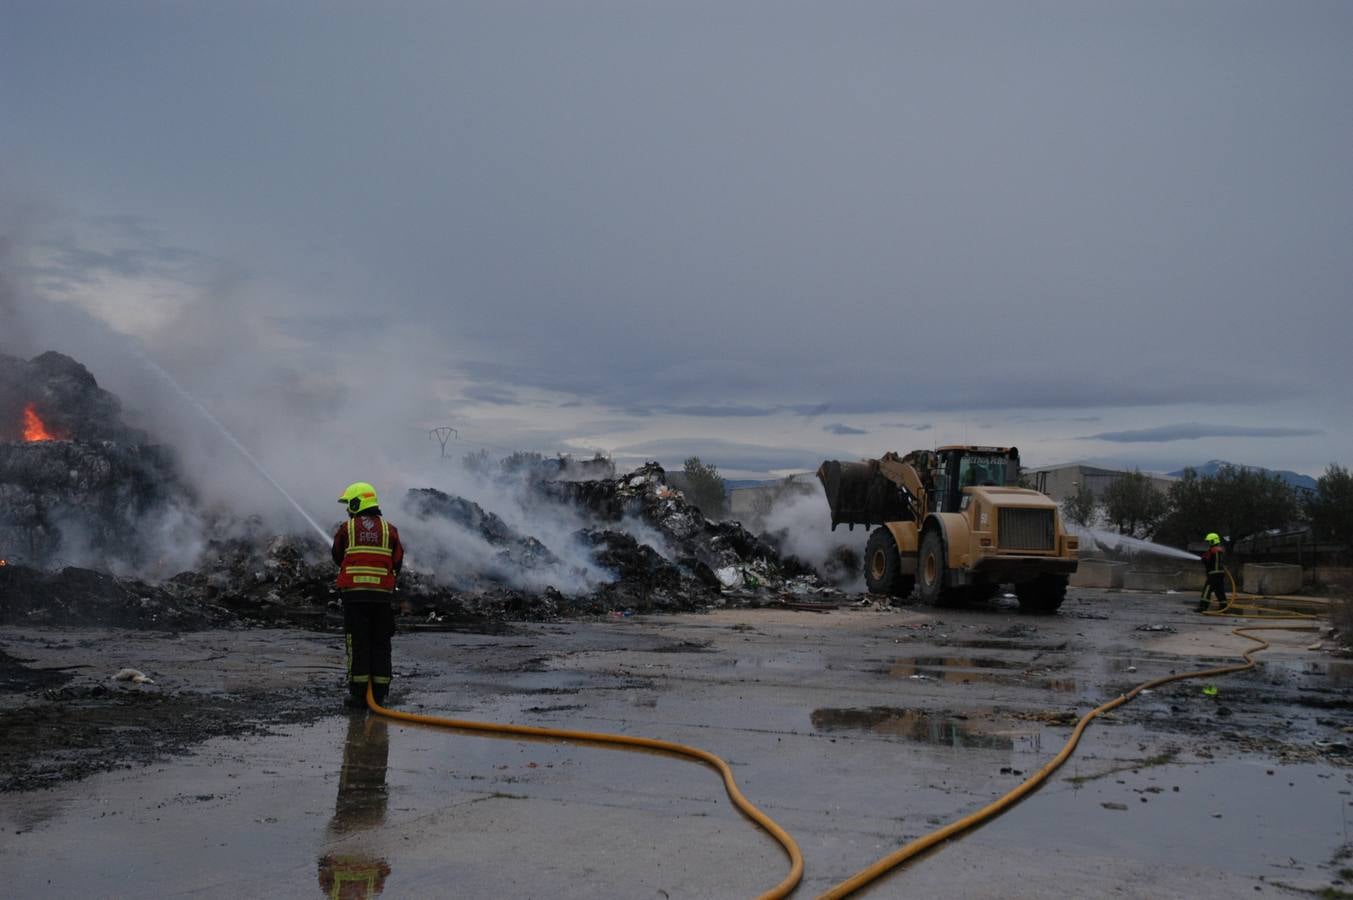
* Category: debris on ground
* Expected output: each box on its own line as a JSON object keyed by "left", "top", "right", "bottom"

{"left": 111, "top": 668, "right": 155, "bottom": 684}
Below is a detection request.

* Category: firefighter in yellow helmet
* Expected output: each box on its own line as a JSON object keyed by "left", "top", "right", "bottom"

{"left": 1198, "top": 532, "right": 1227, "bottom": 613}
{"left": 333, "top": 482, "right": 404, "bottom": 708}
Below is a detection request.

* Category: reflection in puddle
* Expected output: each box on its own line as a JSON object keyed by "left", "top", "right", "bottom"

{"left": 888, "top": 657, "right": 1076, "bottom": 692}
{"left": 318, "top": 715, "right": 392, "bottom": 897}
{"left": 811, "top": 706, "right": 1016, "bottom": 749}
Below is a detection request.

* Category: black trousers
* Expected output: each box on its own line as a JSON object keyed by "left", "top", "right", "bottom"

{"left": 1201, "top": 573, "right": 1228, "bottom": 609}
{"left": 343, "top": 597, "right": 395, "bottom": 702}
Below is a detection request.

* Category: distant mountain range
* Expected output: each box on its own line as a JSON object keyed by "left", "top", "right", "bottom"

{"left": 1167, "top": 459, "right": 1318, "bottom": 492}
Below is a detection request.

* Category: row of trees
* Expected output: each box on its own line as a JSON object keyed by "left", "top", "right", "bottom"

{"left": 1062, "top": 462, "right": 1353, "bottom": 549}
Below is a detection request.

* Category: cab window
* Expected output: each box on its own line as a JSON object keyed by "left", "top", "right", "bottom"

{"left": 959, "top": 456, "right": 1006, "bottom": 488}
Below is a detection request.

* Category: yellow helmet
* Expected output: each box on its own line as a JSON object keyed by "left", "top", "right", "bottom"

{"left": 339, "top": 482, "right": 380, "bottom": 515}
{"left": 1205, "top": 532, "right": 1221, "bottom": 545}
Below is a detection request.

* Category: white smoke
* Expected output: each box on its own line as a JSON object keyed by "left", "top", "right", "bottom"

{"left": 759, "top": 489, "right": 866, "bottom": 591}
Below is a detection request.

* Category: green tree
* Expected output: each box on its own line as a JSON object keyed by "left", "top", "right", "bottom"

{"left": 1063, "top": 481, "right": 1099, "bottom": 527}
{"left": 1102, "top": 469, "right": 1169, "bottom": 537}
{"left": 1308, "top": 463, "right": 1353, "bottom": 545}
{"left": 1155, "top": 465, "right": 1297, "bottom": 548}
{"left": 462, "top": 448, "right": 491, "bottom": 474}
{"left": 500, "top": 450, "right": 544, "bottom": 475}
{"left": 682, "top": 456, "right": 726, "bottom": 518}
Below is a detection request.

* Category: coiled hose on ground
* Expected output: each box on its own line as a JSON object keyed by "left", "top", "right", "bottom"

{"left": 364, "top": 568, "right": 1329, "bottom": 899}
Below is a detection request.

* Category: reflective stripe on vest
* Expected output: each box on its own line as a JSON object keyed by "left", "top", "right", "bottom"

{"left": 337, "top": 517, "right": 397, "bottom": 592}
{"left": 1208, "top": 548, "right": 1224, "bottom": 574}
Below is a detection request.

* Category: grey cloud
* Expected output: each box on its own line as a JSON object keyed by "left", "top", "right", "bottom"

{"left": 824, "top": 423, "right": 868, "bottom": 435}
{"left": 879, "top": 422, "right": 934, "bottom": 431}
{"left": 28, "top": 227, "right": 208, "bottom": 286}
{"left": 612, "top": 437, "right": 828, "bottom": 475}
{"left": 655, "top": 404, "right": 780, "bottom": 418}
{"left": 5, "top": 2, "right": 1351, "bottom": 480}
{"left": 461, "top": 384, "right": 519, "bottom": 406}
{"left": 1081, "top": 424, "right": 1325, "bottom": 443}
{"left": 1008, "top": 414, "right": 1102, "bottom": 424}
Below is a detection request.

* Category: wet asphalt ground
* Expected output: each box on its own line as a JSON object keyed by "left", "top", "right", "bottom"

{"left": 2, "top": 587, "right": 1351, "bottom": 898}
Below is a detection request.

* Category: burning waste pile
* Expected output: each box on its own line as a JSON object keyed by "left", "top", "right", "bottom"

{"left": 0, "top": 350, "right": 836, "bottom": 630}
{"left": 0, "top": 350, "right": 205, "bottom": 584}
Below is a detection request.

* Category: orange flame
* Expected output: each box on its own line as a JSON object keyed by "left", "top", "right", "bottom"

{"left": 23, "top": 403, "right": 64, "bottom": 441}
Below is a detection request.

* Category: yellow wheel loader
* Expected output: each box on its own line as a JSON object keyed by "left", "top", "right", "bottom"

{"left": 817, "top": 446, "right": 1078, "bottom": 613}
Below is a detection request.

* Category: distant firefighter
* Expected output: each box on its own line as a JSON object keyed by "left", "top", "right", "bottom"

{"left": 333, "top": 482, "right": 404, "bottom": 708}
{"left": 1198, "top": 532, "right": 1227, "bottom": 613}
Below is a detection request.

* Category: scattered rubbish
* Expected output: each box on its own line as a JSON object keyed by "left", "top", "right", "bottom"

{"left": 111, "top": 668, "right": 154, "bottom": 684}
{"left": 1101, "top": 802, "right": 1128, "bottom": 811}
{"left": 1202, "top": 685, "right": 1219, "bottom": 697}
{"left": 1135, "top": 624, "right": 1176, "bottom": 633}
{"left": 714, "top": 566, "right": 742, "bottom": 588}
{"left": 1127, "top": 666, "right": 1137, "bottom": 673}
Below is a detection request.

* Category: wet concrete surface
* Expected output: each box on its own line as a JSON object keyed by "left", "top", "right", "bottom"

{"left": 2, "top": 587, "right": 1351, "bottom": 898}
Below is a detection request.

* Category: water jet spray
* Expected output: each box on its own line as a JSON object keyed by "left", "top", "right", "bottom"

{"left": 136, "top": 353, "right": 331, "bottom": 545}
{"left": 1067, "top": 524, "right": 1199, "bottom": 562}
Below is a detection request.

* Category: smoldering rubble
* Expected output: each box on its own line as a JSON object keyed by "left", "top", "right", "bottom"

{"left": 0, "top": 350, "right": 840, "bottom": 632}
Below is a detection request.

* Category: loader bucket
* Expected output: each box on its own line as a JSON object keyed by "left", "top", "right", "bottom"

{"left": 816, "top": 460, "right": 913, "bottom": 531}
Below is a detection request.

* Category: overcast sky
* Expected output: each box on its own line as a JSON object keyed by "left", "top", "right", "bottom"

{"left": 3, "top": 1, "right": 1350, "bottom": 507}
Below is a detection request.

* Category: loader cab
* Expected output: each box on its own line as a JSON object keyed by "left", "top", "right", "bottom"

{"left": 932, "top": 446, "right": 1021, "bottom": 513}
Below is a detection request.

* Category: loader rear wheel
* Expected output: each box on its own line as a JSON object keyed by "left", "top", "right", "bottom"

{"left": 1015, "top": 574, "right": 1067, "bottom": 614}
{"left": 864, "top": 528, "right": 914, "bottom": 598}
{"left": 917, "top": 530, "right": 951, "bottom": 606}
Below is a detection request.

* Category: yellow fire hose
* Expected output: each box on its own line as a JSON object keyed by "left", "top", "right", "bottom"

{"left": 365, "top": 683, "right": 804, "bottom": 900}
{"left": 818, "top": 569, "right": 1326, "bottom": 898}
{"left": 361, "top": 566, "right": 1328, "bottom": 899}
{"left": 1200, "top": 568, "right": 1326, "bottom": 620}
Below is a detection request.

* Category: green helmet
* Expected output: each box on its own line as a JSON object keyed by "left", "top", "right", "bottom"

{"left": 1205, "top": 532, "right": 1221, "bottom": 545}
{"left": 339, "top": 482, "right": 380, "bottom": 515}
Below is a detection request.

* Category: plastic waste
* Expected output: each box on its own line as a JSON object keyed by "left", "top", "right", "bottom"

{"left": 112, "top": 668, "right": 155, "bottom": 684}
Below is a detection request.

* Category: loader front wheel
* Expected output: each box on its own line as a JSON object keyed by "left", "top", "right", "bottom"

{"left": 865, "top": 528, "right": 913, "bottom": 598}
{"left": 917, "top": 530, "right": 949, "bottom": 606}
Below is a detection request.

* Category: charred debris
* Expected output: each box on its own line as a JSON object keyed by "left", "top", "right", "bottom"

{"left": 0, "top": 351, "right": 837, "bottom": 631}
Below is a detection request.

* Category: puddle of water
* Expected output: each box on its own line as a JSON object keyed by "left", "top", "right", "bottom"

{"left": 884, "top": 658, "right": 1077, "bottom": 693}
{"left": 2, "top": 708, "right": 780, "bottom": 898}
{"left": 991, "top": 759, "right": 1353, "bottom": 877}
{"left": 811, "top": 706, "right": 1042, "bottom": 750}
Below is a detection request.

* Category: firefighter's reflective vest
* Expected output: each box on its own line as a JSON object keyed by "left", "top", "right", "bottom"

{"left": 337, "top": 516, "right": 397, "bottom": 592}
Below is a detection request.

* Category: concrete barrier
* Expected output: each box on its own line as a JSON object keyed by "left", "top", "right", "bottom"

{"left": 1242, "top": 563, "right": 1303, "bottom": 595}
{"left": 1123, "top": 569, "right": 1186, "bottom": 592}
{"left": 1177, "top": 569, "right": 1206, "bottom": 591}
{"left": 1070, "top": 559, "right": 1127, "bottom": 589}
